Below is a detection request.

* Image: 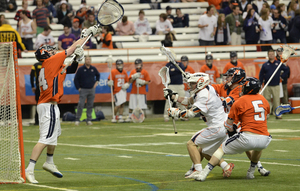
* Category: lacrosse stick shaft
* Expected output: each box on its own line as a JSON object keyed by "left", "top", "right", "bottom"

{"left": 259, "top": 61, "right": 283, "bottom": 95}
{"left": 109, "top": 68, "right": 115, "bottom": 119}
{"left": 166, "top": 90, "right": 177, "bottom": 134}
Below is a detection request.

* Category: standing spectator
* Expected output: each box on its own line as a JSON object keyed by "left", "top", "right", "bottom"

{"left": 95, "top": 26, "right": 113, "bottom": 49}
{"left": 242, "top": 4, "right": 260, "bottom": 19}
{"left": 239, "top": 0, "right": 249, "bottom": 13}
{"left": 54, "top": 0, "right": 73, "bottom": 13}
{"left": 19, "top": 10, "right": 36, "bottom": 50}
{"left": 215, "top": 13, "right": 231, "bottom": 45}
{"left": 71, "top": 18, "right": 81, "bottom": 39}
{"left": 155, "top": 13, "right": 174, "bottom": 35}
{"left": 272, "top": 8, "right": 287, "bottom": 43}
{"left": 0, "top": 19, "right": 26, "bottom": 52}
{"left": 223, "top": 51, "right": 245, "bottom": 74}
{"left": 181, "top": 56, "right": 195, "bottom": 97}
{"left": 43, "top": 0, "right": 57, "bottom": 24}
{"left": 166, "top": 6, "right": 175, "bottom": 25}
{"left": 57, "top": 0, "right": 73, "bottom": 27}
{"left": 200, "top": 54, "right": 221, "bottom": 84}
{"left": 288, "top": 1, "right": 298, "bottom": 19}
{"left": 278, "top": 3, "right": 289, "bottom": 21}
{"left": 14, "top": 0, "right": 31, "bottom": 30}
{"left": 222, "top": 0, "right": 239, "bottom": 16}
{"left": 0, "top": 14, "right": 5, "bottom": 24}
{"left": 32, "top": 0, "right": 50, "bottom": 35}
{"left": 163, "top": 58, "right": 185, "bottom": 122}
{"left": 134, "top": 10, "right": 152, "bottom": 35}
{"left": 107, "top": 59, "right": 130, "bottom": 123}
{"left": 30, "top": 61, "right": 42, "bottom": 125}
{"left": 198, "top": 5, "right": 217, "bottom": 46}
{"left": 127, "top": 59, "right": 151, "bottom": 122}
{"left": 116, "top": 16, "right": 135, "bottom": 36}
{"left": 253, "top": 0, "right": 265, "bottom": 14}
{"left": 258, "top": 8, "right": 274, "bottom": 46}
{"left": 58, "top": 25, "right": 76, "bottom": 50}
{"left": 225, "top": 5, "right": 243, "bottom": 45}
{"left": 270, "top": 4, "right": 276, "bottom": 15}
{"left": 173, "top": 8, "right": 190, "bottom": 28}
{"left": 243, "top": 8, "right": 260, "bottom": 44}
{"left": 74, "top": 56, "right": 100, "bottom": 126}
{"left": 288, "top": 9, "right": 300, "bottom": 43}
{"left": 259, "top": 49, "right": 288, "bottom": 119}
{"left": 83, "top": 13, "right": 97, "bottom": 29}
{"left": 276, "top": 48, "right": 290, "bottom": 105}
{"left": 34, "top": 25, "right": 55, "bottom": 49}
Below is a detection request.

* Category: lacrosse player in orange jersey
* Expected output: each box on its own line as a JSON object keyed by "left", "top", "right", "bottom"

{"left": 195, "top": 77, "right": 272, "bottom": 181}
{"left": 107, "top": 59, "right": 130, "bottom": 123}
{"left": 25, "top": 25, "right": 100, "bottom": 184}
{"left": 222, "top": 51, "right": 245, "bottom": 74}
{"left": 200, "top": 54, "right": 220, "bottom": 84}
{"left": 126, "top": 58, "right": 151, "bottom": 122}
{"left": 181, "top": 55, "right": 195, "bottom": 97}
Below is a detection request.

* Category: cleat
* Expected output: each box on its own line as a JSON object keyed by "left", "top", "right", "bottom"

{"left": 86, "top": 121, "right": 93, "bottom": 125}
{"left": 111, "top": 118, "right": 117, "bottom": 123}
{"left": 185, "top": 170, "right": 201, "bottom": 179}
{"left": 194, "top": 170, "right": 208, "bottom": 181}
{"left": 42, "top": 162, "right": 63, "bottom": 178}
{"left": 223, "top": 163, "right": 235, "bottom": 178}
{"left": 246, "top": 168, "right": 255, "bottom": 179}
{"left": 25, "top": 169, "right": 38, "bottom": 184}
{"left": 164, "top": 118, "right": 169, "bottom": 122}
{"left": 258, "top": 167, "right": 270, "bottom": 176}
{"left": 125, "top": 117, "right": 132, "bottom": 122}
{"left": 74, "top": 121, "right": 79, "bottom": 126}
{"left": 118, "top": 119, "right": 125, "bottom": 123}
{"left": 185, "top": 167, "right": 195, "bottom": 177}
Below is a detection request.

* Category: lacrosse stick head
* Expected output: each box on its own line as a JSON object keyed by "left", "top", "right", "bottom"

{"left": 158, "top": 66, "right": 171, "bottom": 87}
{"left": 106, "top": 57, "right": 114, "bottom": 68}
{"left": 132, "top": 108, "right": 145, "bottom": 123}
{"left": 160, "top": 46, "right": 177, "bottom": 62}
{"left": 280, "top": 45, "right": 297, "bottom": 63}
{"left": 96, "top": 0, "right": 124, "bottom": 26}
{"left": 275, "top": 104, "right": 292, "bottom": 116}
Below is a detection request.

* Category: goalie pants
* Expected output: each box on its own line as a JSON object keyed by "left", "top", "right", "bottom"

{"left": 76, "top": 88, "right": 95, "bottom": 121}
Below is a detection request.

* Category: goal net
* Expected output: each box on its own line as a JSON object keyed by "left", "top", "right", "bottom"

{"left": 0, "top": 42, "right": 25, "bottom": 183}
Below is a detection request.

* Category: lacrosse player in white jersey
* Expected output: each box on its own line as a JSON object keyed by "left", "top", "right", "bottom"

{"left": 164, "top": 72, "right": 234, "bottom": 179}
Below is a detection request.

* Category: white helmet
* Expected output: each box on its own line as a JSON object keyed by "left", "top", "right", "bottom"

{"left": 187, "top": 72, "right": 210, "bottom": 95}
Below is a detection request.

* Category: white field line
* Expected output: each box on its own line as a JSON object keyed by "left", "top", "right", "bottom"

{"left": 25, "top": 183, "right": 78, "bottom": 191}
{"left": 274, "top": 150, "right": 289, "bottom": 152}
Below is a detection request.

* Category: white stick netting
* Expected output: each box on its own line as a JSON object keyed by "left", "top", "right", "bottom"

{"left": 0, "top": 43, "right": 23, "bottom": 183}
{"left": 98, "top": 0, "right": 124, "bottom": 25}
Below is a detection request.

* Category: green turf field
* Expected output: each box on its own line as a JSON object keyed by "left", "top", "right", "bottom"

{"left": 2, "top": 114, "right": 300, "bottom": 191}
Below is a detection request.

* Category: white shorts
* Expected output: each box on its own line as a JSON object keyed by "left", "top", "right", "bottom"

{"left": 222, "top": 132, "right": 272, "bottom": 155}
{"left": 129, "top": 94, "right": 147, "bottom": 110}
{"left": 37, "top": 103, "right": 61, "bottom": 145}
{"left": 191, "top": 126, "right": 227, "bottom": 156}
{"left": 114, "top": 89, "right": 127, "bottom": 106}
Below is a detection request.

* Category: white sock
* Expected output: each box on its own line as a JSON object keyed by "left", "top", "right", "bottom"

{"left": 46, "top": 153, "right": 54, "bottom": 164}
{"left": 128, "top": 113, "right": 132, "bottom": 118}
{"left": 119, "top": 115, "right": 123, "bottom": 119}
{"left": 220, "top": 161, "right": 228, "bottom": 170}
{"left": 27, "top": 159, "right": 36, "bottom": 171}
{"left": 194, "top": 164, "right": 202, "bottom": 172}
{"left": 257, "top": 161, "right": 262, "bottom": 168}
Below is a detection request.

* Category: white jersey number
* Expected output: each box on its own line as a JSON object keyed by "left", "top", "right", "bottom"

{"left": 39, "top": 68, "right": 48, "bottom": 91}
{"left": 117, "top": 78, "right": 124, "bottom": 87}
{"left": 252, "top": 100, "right": 265, "bottom": 121}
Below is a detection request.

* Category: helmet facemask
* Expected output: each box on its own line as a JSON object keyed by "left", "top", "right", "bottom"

{"left": 188, "top": 73, "right": 210, "bottom": 96}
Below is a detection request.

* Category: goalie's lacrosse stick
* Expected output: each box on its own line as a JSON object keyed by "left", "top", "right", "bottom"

{"left": 158, "top": 66, "right": 178, "bottom": 134}
{"left": 275, "top": 105, "right": 300, "bottom": 116}
{"left": 61, "top": 0, "right": 124, "bottom": 74}
{"left": 160, "top": 46, "right": 187, "bottom": 79}
{"left": 132, "top": 79, "right": 145, "bottom": 123}
{"left": 107, "top": 58, "right": 115, "bottom": 120}
{"left": 259, "top": 45, "right": 297, "bottom": 94}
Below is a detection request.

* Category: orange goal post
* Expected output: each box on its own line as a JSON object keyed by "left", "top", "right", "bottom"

{"left": 0, "top": 42, "right": 25, "bottom": 183}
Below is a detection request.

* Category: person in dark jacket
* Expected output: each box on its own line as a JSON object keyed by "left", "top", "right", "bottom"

{"left": 288, "top": 9, "right": 300, "bottom": 43}
{"left": 272, "top": 9, "right": 287, "bottom": 43}
{"left": 243, "top": 8, "right": 260, "bottom": 44}
{"left": 173, "top": 8, "right": 189, "bottom": 28}
{"left": 57, "top": 0, "right": 73, "bottom": 27}
{"left": 215, "top": 13, "right": 230, "bottom": 45}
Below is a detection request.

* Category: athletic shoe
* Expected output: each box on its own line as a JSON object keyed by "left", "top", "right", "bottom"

{"left": 164, "top": 118, "right": 169, "bottom": 122}
{"left": 184, "top": 167, "right": 195, "bottom": 177}
{"left": 194, "top": 170, "right": 208, "bottom": 181}
{"left": 74, "top": 121, "right": 79, "bottom": 126}
{"left": 223, "top": 163, "right": 235, "bottom": 178}
{"left": 246, "top": 168, "right": 255, "bottom": 179}
{"left": 125, "top": 117, "right": 132, "bottom": 122}
{"left": 258, "top": 167, "right": 270, "bottom": 176}
{"left": 118, "top": 119, "right": 125, "bottom": 123}
{"left": 86, "top": 121, "right": 93, "bottom": 126}
{"left": 111, "top": 118, "right": 117, "bottom": 123}
{"left": 42, "top": 162, "right": 63, "bottom": 178}
{"left": 185, "top": 170, "right": 201, "bottom": 179}
{"left": 25, "top": 169, "right": 38, "bottom": 184}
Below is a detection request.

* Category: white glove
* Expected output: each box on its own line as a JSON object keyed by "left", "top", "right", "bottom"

{"left": 136, "top": 79, "right": 146, "bottom": 86}
{"left": 122, "top": 82, "right": 130, "bottom": 90}
{"left": 81, "top": 25, "right": 99, "bottom": 38}
{"left": 183, "top": 72, "right": 191, "bottom": 83}
{"left": 168, "top": 107, "right": 180, "bottom": 119}
{"left": 107, "top": 80, "right": 114, "bottom": 87}
{"left": 80, "top": 29, "right": 87, "bottom": 39}
{"left": 74, "top": 45, "right": 84, "bottom": 62}
{"left": 131, "top": 72, "right": 141, "bottom": 80}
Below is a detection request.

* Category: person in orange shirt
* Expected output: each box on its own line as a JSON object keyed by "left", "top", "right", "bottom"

{"left": 25, "top": 25, "right": 99, "bottom": 184}
{"left": 222, "top": 51, "right": 245, "bottom": 74}
{"left": 200, "top": 54, "right": 220, "bottom": 84}
{"left": 96, "top": 26, "right": 113, "bottom": 49}
{"left": 127, "top": 58, "right": 151, "bottom": 122}
{"left": 194, "top": 77, "right": 272, "bottom": 181}
{"left": 181, "top": 56, "right": 195, "bottom": 97}
{"left": 108, "top": 59, "right": 130, "bottom": 123}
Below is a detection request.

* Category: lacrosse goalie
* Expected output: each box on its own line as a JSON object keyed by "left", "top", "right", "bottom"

{"left": 164, "top": 72, "right": 234, "bottom": 179}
